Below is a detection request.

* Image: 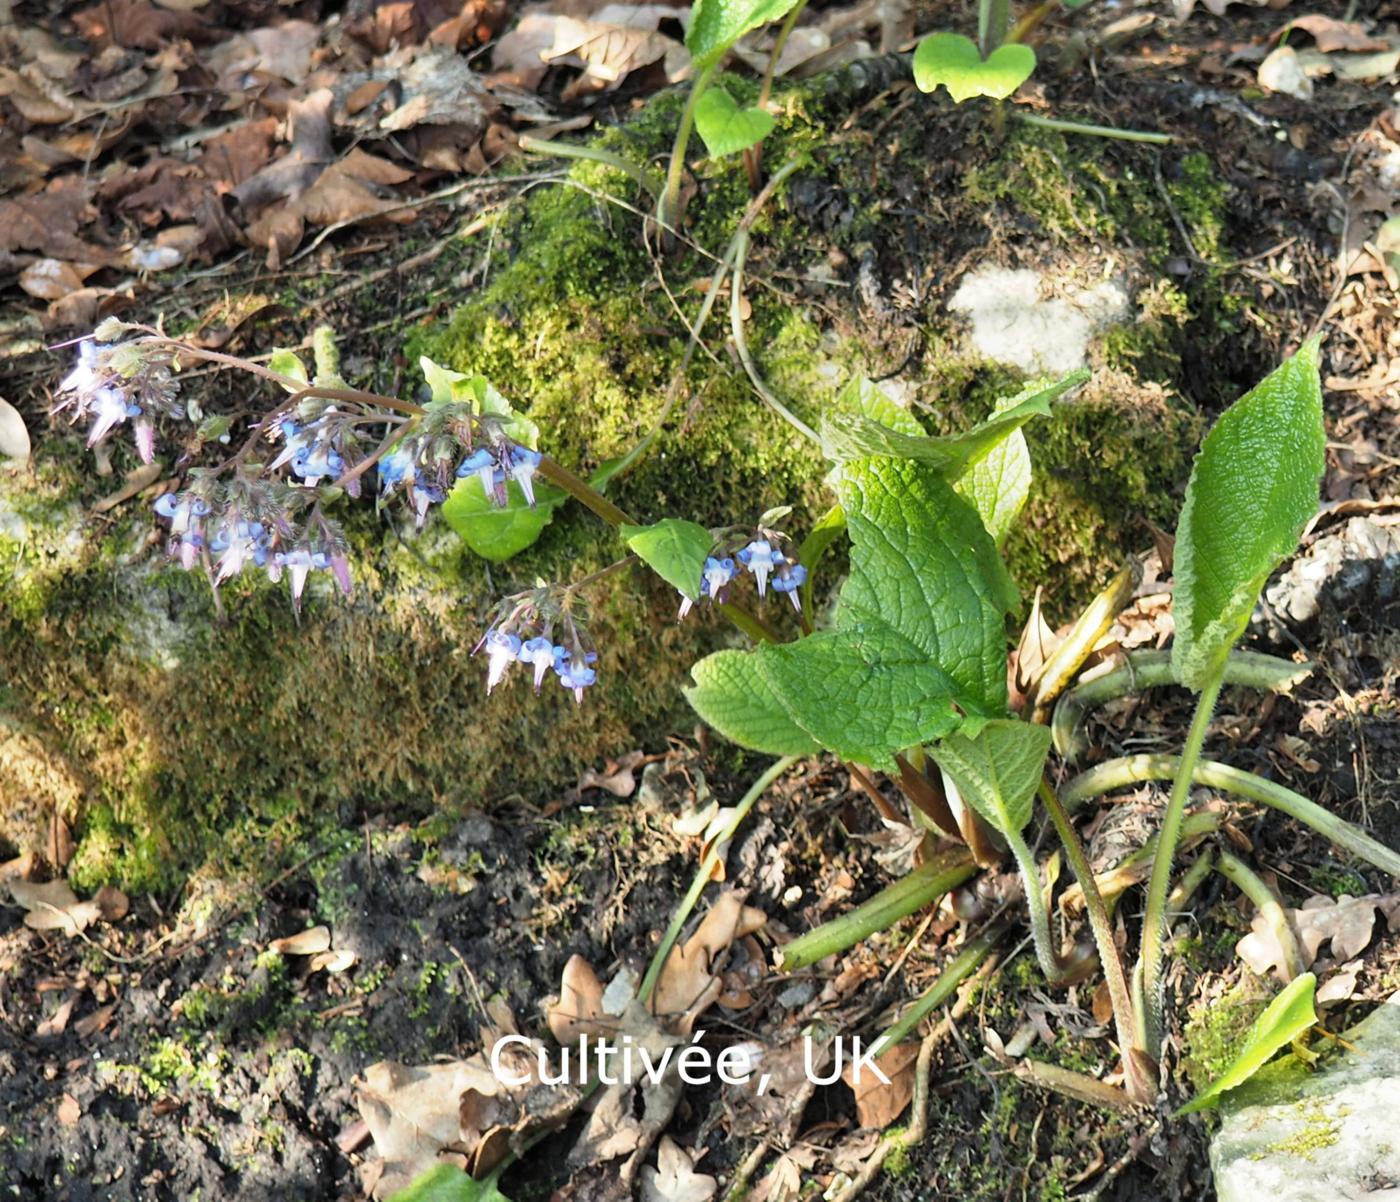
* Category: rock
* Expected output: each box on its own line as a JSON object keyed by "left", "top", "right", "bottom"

{"left": 948, "top": 266, "right": 1131, "bottom": 376}
{"left": 1211, "top": 990, "right": 1400, "bottom": 1202}
{"left": 1260, "top": 515, "right": 1400, "bottom": 630}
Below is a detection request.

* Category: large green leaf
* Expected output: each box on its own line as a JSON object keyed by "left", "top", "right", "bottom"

{"left": 622, "top": 517, "right": 714, "bottom": 601}
{"left": 685, "top": 457, "right": 1018, "bottom": 767}
{"left": 1175, "top": 973, "right": 1318, "bottom": 1116}
{"left": 1171, "top": 338, "right": 1325, "bottom": 690}
{"left": 928, "top": 719, "right": 1051, "bottom": 837}
{"left": 820, "top": 371, "right": 1083, "bottom": 478}
{"left": 694, "top": 87, "right": 775, "bottom": 157}
{"left": 912, "top": 33, "right": 1037, "bottom": 103}
{"left": 837, "top": 377, "right": 927, "bottom": 437}
{"left": 388, "top": 1164, "right": 512, "bottom": 1202}
{"left": 442, "top": 477, "right": 565, "bottom": 562}
{"left": 686, "top": 0, "right": 803, "bottom": 68}
{"left": 954, "top": 388, "right": 1037, "bottom": 545}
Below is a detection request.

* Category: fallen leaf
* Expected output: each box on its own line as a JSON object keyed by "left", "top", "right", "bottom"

{"left": 57, "top": 1094, "right": 81, "bottom": 1125}
{"left": 1237, "top": 893, "right": 1388, "bottom": 982}
{"left": 1315, "top": 961, "right": 1361, "bottom": 1006}
{"left": 1280, "top": 15, "right": 1391, "bottom": 54}
{"left": 640, "top": 1137, "right": 717, "bottom": 1202}
{"left": 8, "top": 879, "right": 102, "bottom": 935}
{"left": 74, "top": 1003, "right": 118, "bottom": 1037}
{"left": 0, "top": 399, "right": 32, "bottom": 462}
{"left": 270, "top": 925, "right": 332, "bottom": 955}
{"left": 1259, "top": 45, "right": 1313, "bottom": 100}
{"left": 309, "top": 948, "right": 358, "bottom": 973}
{"left": 842, "top": 1040, "right": 918, "bottom": 1128}
{"left": 37, "top": 993, "right": 77, "bottom": 1038}
{"left": 650, "top": 891, "right": 766, "bottom": 1034}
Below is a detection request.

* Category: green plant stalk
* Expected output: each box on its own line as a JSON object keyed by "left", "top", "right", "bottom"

{"left": 1086, "top": 810, "right": 1222, "bottom": 915}
{"left": 1037, "top": 778, "right": 1148, "bottom": 1099}
{"left": 1138, "top": 671, "right": 1225, "bottom": 1054}
{"left": 1014, "top": 113, "right": 1173, "bottom": 144}
{"left": 1061, "top": 755, "right": 1400, "bottom": 879}
{"left": 517, "top": 135, "right": 664, "bottom": 197}
{"left": 1052, "top": 649, "right": 1311, "bottom": 760}
{"left": 658, "top": 61, "right": 719, "bottom": 235}
{"left": 743, "top": 0, "right": 809, "bottom": 182}
{"left": 1001, "top": 822, "right": 1069, "bottom": 985}
{"left": 1168, "top": 846, "right": 1216, "bottom": 912}
{"left": 872, "top": 921, "right": 1008, "bottom": 1054}
{"left": 978, "top": 0, "right": 1011, "bottom": 54}
{"left": 638, "top": 756, "right": 798, "bottom": 1006}
{"left": 778, "top": 850, "right": 978, "bottom": 971}
{"left": 1028, "top": 564, "right": 1136, "bottom": 721}
{"left": 1217, "top": 850, "right": 1302, "bottom": 980}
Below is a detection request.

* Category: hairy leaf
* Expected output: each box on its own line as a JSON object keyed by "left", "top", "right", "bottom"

{"left": 622, "top": 517, "right": 714, "bottom": 601}
{"left": 685, "top": 457, "right": 1018, "bottom": 766}
{"left": 912, "top": 33, "right": 1037, "bottom": 103}
{"left": 928, "top": 719, "right": 1051, "bottom": 837}
{"left": 388, "top": 1164, "right": 512, "bottom": 1202}
{"left": 269, "top": 347, "right": 309, "bottom": 391}
{"left": 694, "top": 87, "right": 775, "bottom": 157}
{"left": 1172, "top": 337, "right": 1325, "bottom": 690}
{"left": 420, "top": 357, "right": 539, "bottom": 449}
{"left": 1175, "top": 973, "right": 1318, "bottom": 1115}
{"left": 954, "top": 386, "right": 1040, "bottom": 545}
{"left": 686, "top": 0, "right": 803, "bottom": 68}
{"left": 820, "top": 371, "right": 1083, "bottom": 478}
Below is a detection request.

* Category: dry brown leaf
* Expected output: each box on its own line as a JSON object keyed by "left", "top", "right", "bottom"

{"left": 57, "top": 1093, "right": 81, "bottom": 1126}
{"left": 309, "top": 948, "right": 357, "bottom": 973}
{"left": 650, "top": 892, "right": 766, "bottom": 1034}
{"left": 548, "top": 953, "right": 609, "bottom": 1044}
{"left": 74, "top": 1002, "right": 118, "bottom": 1038}
{"left": 1258, "top": 45, "right": 1313, "bottom": 100}
{"left": 1237, "top": 893, "right": 1388, "bottom": 982}
{"left": 9, "top": 879, "right": 101, "bottom": 935}
{"left": 37, "top": 993, "right": 77, "bottom": 1038}
{"left": 271, "top": 925, "right": 333, "bottom": 955}
{"left": 1281, "top": 15, "right": 1391, "bottom": 54}
{"left": 640, "top": 1137, "right": 717, "bottom": 1202}
{"left": 356, "top": 1059, "right": 500, "bottom": 1198}
{"left": 842, "top": 1040, "right": 918, "bottom": 1129}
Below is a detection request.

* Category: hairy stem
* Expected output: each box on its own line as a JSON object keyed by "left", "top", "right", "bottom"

{"left": 872, "top": 920, "right": 1009, "bottom": 1054}
{"left": 778, "top": 849, "right": 978, "bottom": 971}
{"left": 1038, "top": 778, "right": 1150, "bottom": 1101}
{"left": 638, "top": 756, "right": 798, "bottom": 1006}
{"left": 1014, "top": 114, "right": 1173, "bottom": 144}
{"left": 1062, "top": 755, "right": 1400, "bottom": 880}
{"left": 517, "top": 134, "right": 662, "bottom": 196}
{"left": 1217, "top": 850, "right": 1302, "bottom": 980}
{"left": 1138, "top": 671, "right": 1224, "bottom": 1054}
{"left": 658, "top": 62, "right": 719, "bottom": 236}
{"left": 1052, "top": 649, "right": 1311, "bottom": 761}
{"left": 1003, "top": 823, "right": 1069, "bottom": 985}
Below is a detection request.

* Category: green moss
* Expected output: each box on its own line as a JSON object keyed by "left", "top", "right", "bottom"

{"left": 1181, "top": 977, "right": 1272, "bottom": 1097}
{"left": 1255, "top": 1100, "right": 1346, "bottom": 1160}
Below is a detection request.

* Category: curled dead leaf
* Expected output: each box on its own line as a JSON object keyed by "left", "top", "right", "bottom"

{"left": 270, "top": 925, "right": 332, "bottom": 956}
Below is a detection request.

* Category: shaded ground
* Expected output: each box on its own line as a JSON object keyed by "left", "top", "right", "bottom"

{"left": 3, "top": 0, "right": 1400, "bottom": 1199}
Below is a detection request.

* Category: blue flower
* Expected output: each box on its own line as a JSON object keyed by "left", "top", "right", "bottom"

{"left": 509, "top": 447, "right": 542, "bottom": 507}
{"left": 737, "top": 539, "right": 784, "bottom": 597}
{"left": 772, "top": 562, "right": 807, "bottom": 612}
{"left": 210, "top": 518, "right": 270, "bottom": 584}
{"left": 554, "top": 649, "right": 597, "bottom": 703}
{"left": 378, "top": 443, "right": 416, "bottom": 495}
{"left": 457, "top": 447, "right": 500, "bottom": 500}
{"left": 519, "top": 636, "right": 559, "bottom": 692}
{"left": 703, "top": 556, "right": 736, "bottom": 599}
{"left": 154, "top": 492, "right": 212, "bottom": 569}
{"left": 483, "top": 630, "right": 522, "bottom": 693}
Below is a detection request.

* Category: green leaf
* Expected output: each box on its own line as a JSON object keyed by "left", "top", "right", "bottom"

{"left": 269, "top": 348, "right": 309, "bottom": 392}
{"left": 685, "top": 457, "right": 1018, "bottom": 766}
{"left": 796, "top": 503, "right": 847, "bottom": 612}
{"left": 912, "top": 33, "right": 1037, "bottom": 103}
{"left": 928, "top": 719, "right": 1051, "bottom": 837}
{"left": 954, "top": 386, "right": 1039, "bottom": 545}
{"left": 388, "top": 1164, "right": 512, "bottom": 1202}
{"left": 837, "top": 376, "right": 926, "bottom": 437}
{"left": 1171, "top": 337, "right": 1325, "bottom": 690}
{"left": 419, "top": 357, "right": 540, "bottom": 449}
{"left": 820, "top": 371, "right": 1083, "bottom": 477}
{"left": 686, "top": 0, "right": 802, "bottom": 68}
{"left": 621, "top": 518, "right": 714, "bottom": 601}
{"left": 1175, "top": 973, "right": 1318, "bottom": 1116}
{"left": 694, "top": 87, "right": 776, "bottom": 157}
{"left": 442, "top": 476, "right": 564, "bottom": 562}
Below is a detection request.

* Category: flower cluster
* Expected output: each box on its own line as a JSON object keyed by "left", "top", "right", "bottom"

{"left": 477, "top": 592, "right": 598, "bottom": 703}
{"left": 53, "top": 331, "right": 183, "bottom": 463}
{"left": 151, "top": 477, "right": 351, "bottom": 607}
{"left": 678, "top": 534, "right": 807, "bottom": 620}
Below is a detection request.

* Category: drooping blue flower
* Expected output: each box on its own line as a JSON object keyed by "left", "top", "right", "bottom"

{"left": 483, "top": 630, "right": 522, "bottom": 693}
{"left": 554, "top": 649, "right": 597, "bottom": 704}
{"left": 210, "top": 518, "right": 270, "bottom": 584}
{"left": 519, "top": 636, "right": 559, "bottom": 692}
{"left": 457, "top": 447, "right": 499, "bottom": 499}
{"left": 703, "top": 556, "right": 736, "bottom": 599}
{"left": 509, "top": 447, "right": 543, "bottom": 507}
{"left": 771, "top": 562, "right": 807, "bottom": 612}
{"left": 737, "top": 539, "right": 784, "bottom": 597}
{"left": 378, "top": 442, "right": 416, "bottom": 495}
{"left": 154, "top": 492, "right": 212, "bottom": 569}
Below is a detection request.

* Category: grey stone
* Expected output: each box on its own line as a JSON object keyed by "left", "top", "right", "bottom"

{"left": 1211, "top": 991, "right": 1400, "bottom": 1202}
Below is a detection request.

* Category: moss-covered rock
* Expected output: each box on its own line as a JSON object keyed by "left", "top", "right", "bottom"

{"left": 2, "top": 74, "right": 1241, "bottom": 888}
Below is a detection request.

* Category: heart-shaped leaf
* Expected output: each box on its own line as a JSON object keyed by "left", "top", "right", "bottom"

{"left": 912, "top": 33, "right": 1037, "bottom": 104}
{"left": 928, "top": 719, "right": 1051, "bottom": 838}
{"left": 694, "top": 87, "right": 776, "bottom": 158}
{"left": 1175, "top": 973, "right": 1318, "bottom": 1115}
{"left": 622, "top": 517, "right": 714, "bottom": 601}
{"left": 442, "top": 476, "right": 565, "bottom": 563}
{"left": 1171, "top": 337, "right": 1325, "bottom": 690}
{"left": 686, "top": 0, "right": 802, "bottom": 69}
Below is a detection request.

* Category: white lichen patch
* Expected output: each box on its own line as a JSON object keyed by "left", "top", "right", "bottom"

{"left": 948, "top": 267, "right": 1131, "bottom": 375}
